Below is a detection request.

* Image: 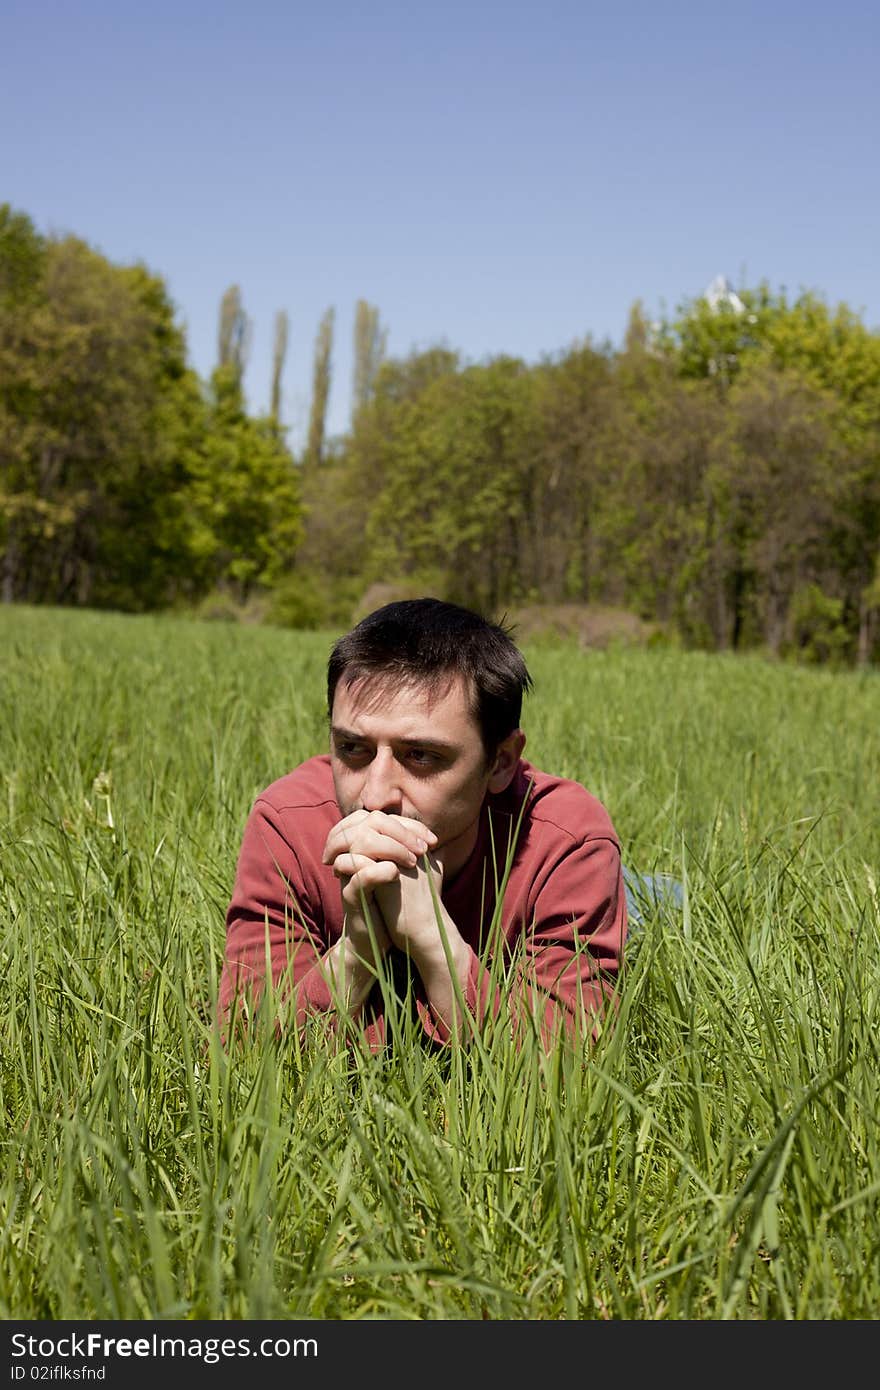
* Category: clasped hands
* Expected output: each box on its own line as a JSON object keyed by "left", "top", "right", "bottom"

{"left": 321, "top": 808, "right": 445, "bottom": 959}
{"left": 321, "top": 809, "right": 471, "bottom": 1030}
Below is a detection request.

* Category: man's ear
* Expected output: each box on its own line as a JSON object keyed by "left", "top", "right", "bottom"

{"left": 488, "top": 729, "right": 526, "bottom": 793}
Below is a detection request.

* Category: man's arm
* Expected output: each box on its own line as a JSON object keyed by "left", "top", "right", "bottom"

{"left": 377, "top": 831, "right": 626, "bottom": 1050}
{"left": 219, "top": 797, "right": 337, "bottom": 1036}
{"left": 219, "top": 798, "right": 397, "bottom": 1035}
{"left": 371, "top": 842, "right": 625, "bottom": 1049}
{"left": 322, "top": 813, "right": 627, "bottom": 1050}
{"left": 372, "top": 857, "right": 474, "bottom": 1039}
{"left": 220, "top": 800, "right": 450, "bottom": 1039}
{"left": 512, "top": 835, "right": 627, "bottom": 1048}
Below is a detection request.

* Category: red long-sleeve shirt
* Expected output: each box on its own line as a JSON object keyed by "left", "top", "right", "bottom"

{"left": 219, "top": 756, "right": 627, "bottom": 1049}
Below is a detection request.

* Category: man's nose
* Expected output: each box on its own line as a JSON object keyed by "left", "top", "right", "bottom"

{"left": 360, "top": 751, "right": 403, "bottom": 812}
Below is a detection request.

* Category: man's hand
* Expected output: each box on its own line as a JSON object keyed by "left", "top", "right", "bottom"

{"left": 321, "top": 811, "right": 470, "bottom": 1034}
{"left": 374, "top": 852, "right": 472, "bottom": 1038}
{"left": 319, "top": 810, "right": 438, "bottom": 1014}
{"left": 373, "top": 850, "right": 445, "bottom": 954}
{"left": 322, "top": 808, "right": 437, "bottom": 938}
{"left": 322, "top": 809, "right": 436, "bottom": 890}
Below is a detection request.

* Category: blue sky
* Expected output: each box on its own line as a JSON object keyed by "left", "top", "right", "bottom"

{"left": 3, "top": 0, "right": 878, "bottom": 448}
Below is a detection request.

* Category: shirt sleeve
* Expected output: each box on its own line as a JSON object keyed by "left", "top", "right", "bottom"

{"left": 412, "top": 950, "right": 501, "bottom": 1046}
{"left": 510, "top": 834, "right": 627, "bottom": 1048}
{"left": 415, "top": 835, "right": 626, "bottom": 1050}
{"left": 217, "top": 797, "right": 337, "bottom": 1037}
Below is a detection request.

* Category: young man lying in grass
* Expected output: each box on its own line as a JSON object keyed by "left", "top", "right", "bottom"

{"left": 219, "top": 598, "right": 627, "bottom": 1050}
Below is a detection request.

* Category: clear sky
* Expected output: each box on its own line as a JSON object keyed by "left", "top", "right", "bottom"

{"left": 3, "top": 0, "right": 878, "bottom": 449}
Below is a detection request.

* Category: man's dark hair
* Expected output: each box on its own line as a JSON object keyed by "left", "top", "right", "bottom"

{"left": 327, "top": 598, "right": 533, "bottom": 758}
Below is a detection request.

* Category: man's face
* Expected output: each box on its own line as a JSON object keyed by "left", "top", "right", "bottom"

{"left": 330, "top": 674, "right": 497, "bottom": 878}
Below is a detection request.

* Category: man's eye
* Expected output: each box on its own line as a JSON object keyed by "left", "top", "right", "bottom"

{"left": 337, "top": 742, "right": 369, "bottom": 760}
{"left": 407, "top": 749, "right": 438, "bottom": 767}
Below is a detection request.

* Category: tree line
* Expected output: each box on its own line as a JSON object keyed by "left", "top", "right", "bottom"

{"left": 2, "top": 203, "right": 879, "bottom": 663}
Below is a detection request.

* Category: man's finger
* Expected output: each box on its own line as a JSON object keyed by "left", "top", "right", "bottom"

{"left": 341, "top": 857, "right": 401, "bottom": 903}
{"left": 331, "top": 831, "right": 424, "bottom": 869}
{"left": 323, "top": 812, "right": 436, "bottom": 864}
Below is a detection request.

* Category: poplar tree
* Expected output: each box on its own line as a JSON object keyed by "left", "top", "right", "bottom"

{"left": 217, "top": 284, "right": 251, "bottom": 390}
{"left": 305, "top": 306, "right": 334, "bottom": 469}
{"left": 351, "top": 299, "right": 387, "bottom": 423}
{"left": 270, "top": 309, "right": 288, "bottom": 429}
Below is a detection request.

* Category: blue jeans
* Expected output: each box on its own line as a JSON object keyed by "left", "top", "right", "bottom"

{"left": 622, "top": 866, "right": 683, "bottom": 930}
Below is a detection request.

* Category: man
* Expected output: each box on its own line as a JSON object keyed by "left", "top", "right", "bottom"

{"left": 218, "top": 598, "right": 627, "bottom": 1051}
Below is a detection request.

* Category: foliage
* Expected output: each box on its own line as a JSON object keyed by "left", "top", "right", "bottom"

{"left": 786, "top": 583, "right": 851, "bottom": 664}
{"left": 2, "top": 201, "right": 879, "bottom": 667}
{"left": 364, "top": 355, "right": 534, "bottom": 610}
{"left": 305, "top": 307, "right": 334, "bottom": 470}
{"left": 270, "top": 308, "right": 289, "bottom": 429}
{"left": 351, "top": 298, "right": 387, "bottom": 425}
{"left": 0, "top": 212, "right": 206, "bottom": 608}
{"left": 216, "top": 283, "right": 251, "bottom": 388}
{"left": 306, "top": 287, "right": 880, "bottom": 664}
{"left": 187, "top": 366, "right": 302, "bottom": 599}
{"left": 265, "top": 569, "right": 361, "bottom": 630}
{"left": 0, "top": 206, "right": 301, "bottom": 611}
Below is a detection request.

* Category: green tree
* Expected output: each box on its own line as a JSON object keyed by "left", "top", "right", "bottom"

{"left": 351, "top": 299, "right": 387, "bottom": 425}
{"left": 270, "top": 309, "right": 288, "bottom": 431}
{"left": 657, "top": 284, "right": 880, "bottom": 656}
{"left": 305, "top": 307, "right": 334, "bottom": 470}
{"left": 0, "top": 204, "right": 49, "bottom": 602}
{"left": 595, "top": 347, "right": 722, "bottom": 640}
{"left": 1, "top": 206, "right": 303, "bottom": 613}
{"left": 365, "top": 355, "right": 533, "bottom": 610}
{"left": 296, "top": 346, "right": 461, "bottom": 593}
{"left": 522, "top": 341, "right": 613, "bottom": 602}
{"left": 707, "top": 365, "right": 849, "bottom": 652}
{"left": 0, "top": 213, "right": 208, "bottom": 608}
{"left": 216, "top": 283, "right": 250, "bottom": 389}
{"left": 188, "top": 364, "right": 302, "bottom": 600}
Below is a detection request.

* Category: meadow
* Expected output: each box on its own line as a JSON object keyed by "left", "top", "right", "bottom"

{"left": 2, "top": 604, "right": 879, "bottom": 1320}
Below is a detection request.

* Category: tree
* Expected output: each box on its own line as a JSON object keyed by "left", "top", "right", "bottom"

{"left": 623, "top": 298, "right": 654, "bottom": 355}
{"left": 596, "top": 347, "right": 722, "bottom": 638}
{"left": 0, "top": 204, "right": 49, "bottom": 602}
{"left": 305, "top": 306, "right": 334, "bottom": 470}
{"left": 296, "top": 345, "right": 461, "bottom": 588}
{"left": 708, "top": 365, "right": 847, "bottom": 652}
{"left": 216, "top": 284, "right": 250, "bottom": 389}
{"left": 522, "top": 342, "right": 613, "bottom": 602}
{"left": 0, "top": 206, "right": 303, "bottom": 612}
{"left": 189, "top": 366, "right": 302, "bottom": 600}
{"left": 270, "top": 309, "right": 288, "bottom": 430}
{"left": 351, "top": 299, "right": 387, "bottom": 424}
{"left": 0, "top": 214, "right": 209, "bottom": 608}
{"left": 658, "top": 282, "right": 765, "bottom": 387}
{"left": 655, "top": 283, "right": 880, "bottom": 655}
{"left": 365, "top": 355, "right": 533, "bottom": 610}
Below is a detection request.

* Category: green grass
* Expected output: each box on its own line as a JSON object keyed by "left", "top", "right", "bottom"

{"left": 1, "top": 604, "right": 879, "bottom": 1319}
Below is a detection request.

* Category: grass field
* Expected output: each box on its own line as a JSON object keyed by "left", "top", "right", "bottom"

{"left": 2, "top": 604, "right": 879, "bottom": 1319}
